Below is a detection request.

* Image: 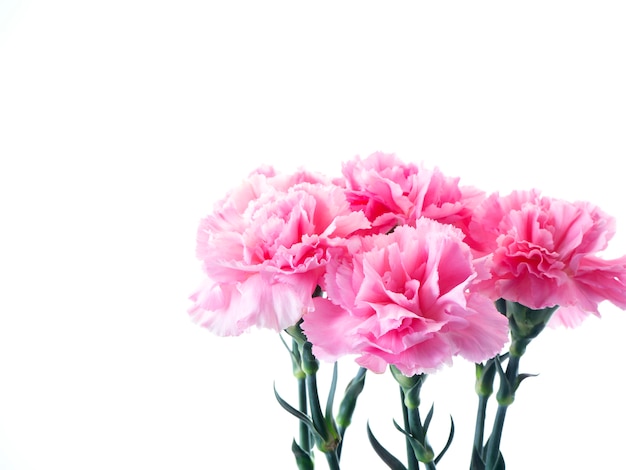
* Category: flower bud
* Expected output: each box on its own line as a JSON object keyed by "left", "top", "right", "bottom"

{"left": 475, "top": 358, "right": 498, "bottom": 397}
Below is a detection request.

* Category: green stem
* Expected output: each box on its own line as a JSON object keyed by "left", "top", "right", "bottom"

{"left": 306, "top": 373, "right": 328, "bottom": 442}
{"left": 484, "top": 405, "right": 507, "bottom": 470}
{"left": 298, "top": 376, "right": 311, "bottom": 454}
{"left": 473, "top": 394, "right": 488, "bottom": 458}
{"left": 505, "top": 354, "right": 520, "bottom": 383}
{"left": 407, "top": 405, "right": 424, "bottom": 444}
{"left": 408, "top": 400, "right": 437, "bottom": 469}
{"left": 401, "top": 388, "right": 419, "bottom": 470}
{"left": 306, "top": 372, "right": 341, "bottom": 467}
{"left": 325, "top": 451, "right": 341, "bottom": 470}
{"left": 484, "top": 355, "right": 521, "bottom": 470}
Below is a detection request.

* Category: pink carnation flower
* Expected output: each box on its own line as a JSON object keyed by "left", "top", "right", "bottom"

{"left": 468, "top": 190, "right": 626, "bottom": 327}
{"left": 339, "top": 152, "right": 485, "bottom": 235}
{"left": 189, "top": 167, "right": 371, "bottom": 336}
{"left": 301, "top": 220, "right": 509, "bottom": 376}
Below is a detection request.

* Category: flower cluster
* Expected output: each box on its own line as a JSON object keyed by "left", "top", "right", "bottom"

{"left": 189, "top": 151, "right": 626, "bottom": 469}
{"left": 190, "top": 151, "right": 626, "bottom": 365}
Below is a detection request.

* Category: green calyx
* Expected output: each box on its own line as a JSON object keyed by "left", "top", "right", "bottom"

{"left": 390, "top": 366, "right": 426, "bottom": 409}
{"left": 502, "top": 300, "right": 559, "bottom": 357}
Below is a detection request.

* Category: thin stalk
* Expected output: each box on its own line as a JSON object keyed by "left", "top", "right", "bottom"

{"left": 306, "top": 373, "right": 327, "bottom": 442}
{"left": 484, "top": 405, "right": 507, "bottom": 470}
{"left": 306, "top": 373, "right": 341, "bottom": 468}
{"left": 325, "top": 451, "right": 341, "bottom": 470}
{"left": 484, "top": 354, "right": 521, "bottom": 470}
{"left": 401, "top": 388, "right": 419, "bottom": 470}
{"left": 473, "top": 394, "right": 488, "bottom": 458}
{"left": 406, "top": 398, "right": 436, "bottom": 469}
{"left": 298, "top": 376, "right": 311, "bottom": 454}
{"left": 505, "top": 354, "right": 520, "bottom": 384}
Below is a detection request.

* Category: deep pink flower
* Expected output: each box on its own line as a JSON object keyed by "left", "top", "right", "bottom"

{"left": 468, "top": 190, "right": 626, "bottom": 327}
{"left": 301, "top": 220, "right": 509, "bottom": 376}
{"left": 339, "top": 152, "right": 485, "bottom": 235}
{"left": 189, "top": 167, "right": 371, "bottom": 336}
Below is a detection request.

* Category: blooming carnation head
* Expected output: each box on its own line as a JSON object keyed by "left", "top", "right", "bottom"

{"left": 468, "top": 190, "right": 626, "bottom": 327}
{"left": 301, "top": 220, "right": 509, "bottom": 376}
{"left": 189, "top": 167, "right": 370, "bottom": 336}
{"left": 339, "top": 152, "right": 484, "bottom": 235}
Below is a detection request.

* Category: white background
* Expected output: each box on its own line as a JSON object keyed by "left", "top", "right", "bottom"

{"left": 1, "top": 1, "right": 626, "bottom": 469}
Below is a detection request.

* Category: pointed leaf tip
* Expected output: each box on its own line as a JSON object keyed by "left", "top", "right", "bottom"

{"left": 366, "top": 422, "right": 408, "bottom": 470}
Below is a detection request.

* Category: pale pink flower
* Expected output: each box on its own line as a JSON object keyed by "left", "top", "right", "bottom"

{"left": 468, "top": 190, "right": 626, "bottom": 327}
{"left": 339, "top": 152, "right": 485, "bottom": 235}
{"left": 301, "top": 220, "right": 509, "bottom": 376}
{"left": 189, "top": 167, "right": 371, "bottom": 336}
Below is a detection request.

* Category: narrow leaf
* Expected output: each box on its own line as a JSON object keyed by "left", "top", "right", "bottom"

{"left": 274, "top": 384, "right": 324, "bottom": 442}
{"left": 291, "top": 440, "right": 314, "bottom": 470}
{"left": 392, "top": 419, "right": 434, "bottom": 463}
{"left": 423, "top": 403, "right": 435, "bottom": 433}
{"left": 325, "top": 362, "right": 338, "bottom": 420}
{"left": 494, "top": 451, "right": 506, "bottom": 470}
{"left": 434, "top": 415, "right": 455, "bottom": 464}
{"left": 366, "top": 422, "right": 408, "bottom": 470}
{"left": 515, "top": 373, "right": 539, "bottom": 391}
{"left": 470, "top": 445, "right": 486, "bottom": 470}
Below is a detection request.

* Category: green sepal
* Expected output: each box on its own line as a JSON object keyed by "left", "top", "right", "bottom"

{"left": 301, "top": 342, "right": 319, "bottom": 376}
{"left": 434, "top": 415, "right": 455, "bottom": 465}
{"left": 392, "top": 419, "right": 435, "bottom": 463}
{"left": 366, "top": 422, "right": 408, "bottom": 470}
{"left": 390, "top": 366, "right": 426, "bottom": 409}
{"left": 336, "top": 367, "right": 367, "bottom": 430}
{"left": 291, "top": 439, "right": 314, "bottom": 470}
{"left": 285, "top": 321, "right": 308, "bottom": 348}
{"left": 504, "top": 300, "right": 558, "bottom": 356}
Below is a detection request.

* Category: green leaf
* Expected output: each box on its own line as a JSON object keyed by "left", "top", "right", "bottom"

{"left": 292, "top": 440, "right": 314, "bottom": 470}
{"left": 322, "top": 363, "right": 340, "bottom": 452}
{"left": 494, "top": 451, "right": 506, "bottom": 470}
{"left": 366, "top": 422, "right": 408, "bottom": 470}
{"left": 274, "top": 384, "right": 324, "bottom": 443}
{"left": 515, "top": 373, "right": 539, "bottom": 391}
{"left": 423, "top": 403, "right": 434, "bottom": 434}
{"left": 434, "top": 415, "right": 455, "bottom": 465}
{"left": 392, "top": 420, "right": 434, "bottom": 463}
{"left": 470, "top": 445, "right": 485, "bottom": 470}
{"left": 483, "top": 436, "right": 506, "bottom": 470}
{"left": 325, "top": 362, "right": 338, "bottom": 421}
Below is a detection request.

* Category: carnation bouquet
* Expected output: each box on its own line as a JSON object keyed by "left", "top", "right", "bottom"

{"left": 188, "top": 152, "right": 626, "bottom": 469}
